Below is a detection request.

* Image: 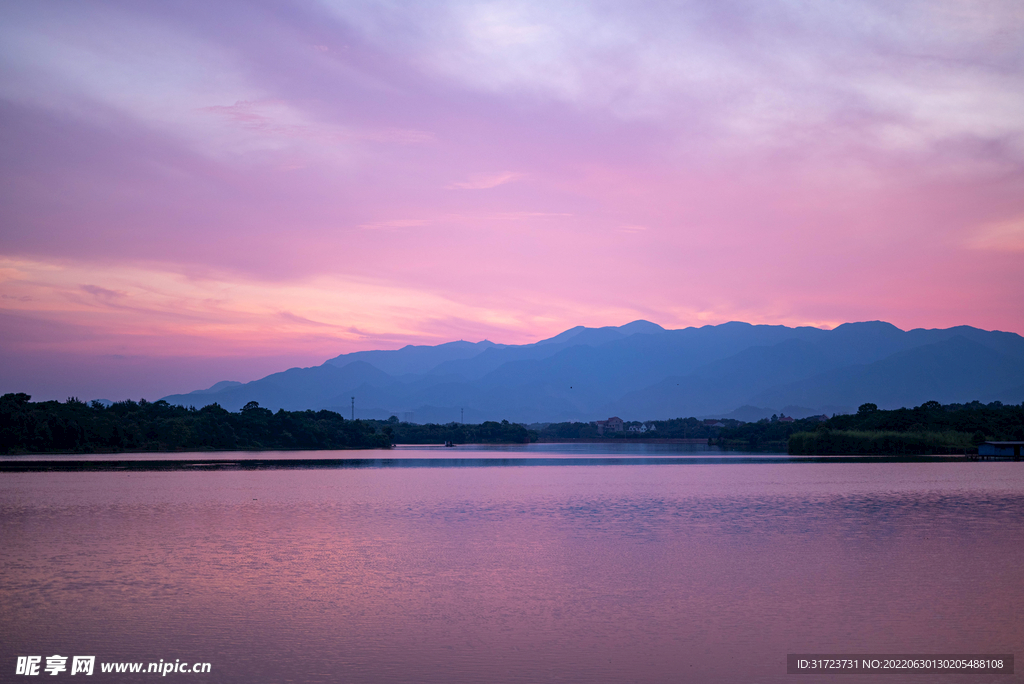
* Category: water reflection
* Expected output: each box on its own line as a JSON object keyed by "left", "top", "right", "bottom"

{"left": 1, "top": 463, "right": 1022, "bottom": 683}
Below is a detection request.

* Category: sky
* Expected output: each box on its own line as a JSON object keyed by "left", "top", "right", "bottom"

{"left": 1, "top": 0, "right": 1023, "bottom": 401}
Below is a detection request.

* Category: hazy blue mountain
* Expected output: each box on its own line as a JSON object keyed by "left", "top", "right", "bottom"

{"left": 426, "top": 321, "right": 669, "bottom": 381}
{"left": 713, "top": 405, "right": 824, "bottom": 421}
{"left": 1002, "top": 384, "right": 1024, "bottom": 404}
{"left": 189, "top": 380, "right": 243, "bottom": 395}
{"left": 748, "top": 336, "right": 1024, "bottom": 410}
{"left": 162, "top": 361, "right": 395, "bottom": 412}
{"left": 433, "top": 322, "right": 828, "bottom": 398}
{"left": 162, "top": 321, "right": 1024, "bottom": 422}
{"left": 324, "top": 339, "right": 500, "bottom": 376}
{"left": 162, "top": 321, "right": 668, "bottom": 415}
{"left": 903, "top": 325, "right": 1024, "bottom": 361}
{"left": 611, "top": 325, "right": 1024, "bottom": 421}
{"left": 607, "top": 338, "right": 840, "bottom": 419}
{"left": 535, "top": 320, "right": 667, "bottom": 346}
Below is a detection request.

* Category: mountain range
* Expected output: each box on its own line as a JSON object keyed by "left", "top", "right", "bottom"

{"left": 161, "top": 321, "right": 1024, "bottom": 423}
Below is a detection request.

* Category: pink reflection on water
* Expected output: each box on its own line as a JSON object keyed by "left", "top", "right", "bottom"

{"left": 1, "top": 463, "right": 1022, "bottom": 683}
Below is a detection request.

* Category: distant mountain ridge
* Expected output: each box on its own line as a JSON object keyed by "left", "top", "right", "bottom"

{"left": 161, "top": 321, "right": 1024, "bottom": 423}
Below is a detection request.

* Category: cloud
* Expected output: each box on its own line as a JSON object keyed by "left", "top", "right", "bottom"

{"left": 276, "top": 311, "right": 345, "bottom": 328}
{"left": 80, "top": 284, "right": 126, "bottom": 300}
{"left": 0, "top": 256, "right": 563, "bottom": 357}
{"left": 358, "top": 219, "right": 431, "bottom": 230}
{"left": 325, "top": 0, "right": 1024, "bottom": 162}
{"left": 0, "top": 267, "right": 27, "bottom": 283}
{"left": 968, "top": 217, "right": 1024, "bottom": 252}
{"left": 202, "top": 100, "right": 434, "bottom": 146}
{"left": 1, "top": 0, "right": 1023, "bottom": 404}
{"left": 447, "top": 172, "right": 525, "bottom": 190}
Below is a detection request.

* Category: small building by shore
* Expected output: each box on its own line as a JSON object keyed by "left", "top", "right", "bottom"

{"left": 595, "top": 417, "right": 624, "bottom": 436}
{"left": 978, "top": 441, "right": 1023, "bottom": 458}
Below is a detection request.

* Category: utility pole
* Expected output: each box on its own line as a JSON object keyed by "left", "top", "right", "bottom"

{"left": 351, "top": 397, "right": 354, "bottom": 421}
{"left": 461, "top": 408, "right": 464, "bottom": 424}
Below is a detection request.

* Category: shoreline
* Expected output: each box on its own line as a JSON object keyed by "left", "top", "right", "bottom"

{"left": 2, "top": 453, "right": 1013, "bottom": 472}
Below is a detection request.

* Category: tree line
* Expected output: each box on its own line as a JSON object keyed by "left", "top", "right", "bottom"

{"left": 532, "top": 417, "right": 741, "bottom": 441}
{"left": 385, "top": 417, "right": 532, "bottom": 445}
{"left": 4, "top": 392, "right": 1020, "bottom": 455}
{"left": 0, "top": 394, "right": 534, "bottom": 454}
{"left": 0, "top": 394, "right": 390, "bottom": 453}
{"left": 712, "top": 400, "right": 1024, "bottom": 454}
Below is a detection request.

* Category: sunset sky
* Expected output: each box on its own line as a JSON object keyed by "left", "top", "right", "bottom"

{"left": 2, "top": 0, "right": 1023, "bottom": 401}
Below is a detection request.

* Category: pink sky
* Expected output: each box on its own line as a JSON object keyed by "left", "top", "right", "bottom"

{"left": 2, "top": 0, "right": 1023, "bottom": 401}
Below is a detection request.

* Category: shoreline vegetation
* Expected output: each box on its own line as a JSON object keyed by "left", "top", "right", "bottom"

{"left": 1, "top": 393, "right": 1021, "bottom": 456}
{"left": 720, "top": 400, "right": 1021, "bottom": 455}
{"left": 787, "top": 430, "right": 972, "bottom": 455}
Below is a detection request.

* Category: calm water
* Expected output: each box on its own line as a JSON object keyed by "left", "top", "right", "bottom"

{"left": 1, "top": 447, "right": 1022, "bottom": 683}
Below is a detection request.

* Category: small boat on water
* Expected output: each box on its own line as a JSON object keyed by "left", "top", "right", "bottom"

{"left": 443, "top": 441, "right": 456, "bottom": 447}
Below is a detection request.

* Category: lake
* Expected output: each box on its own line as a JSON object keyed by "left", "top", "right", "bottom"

{"left": 1, "top": 445, "right": 1021, "bottom": 682}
